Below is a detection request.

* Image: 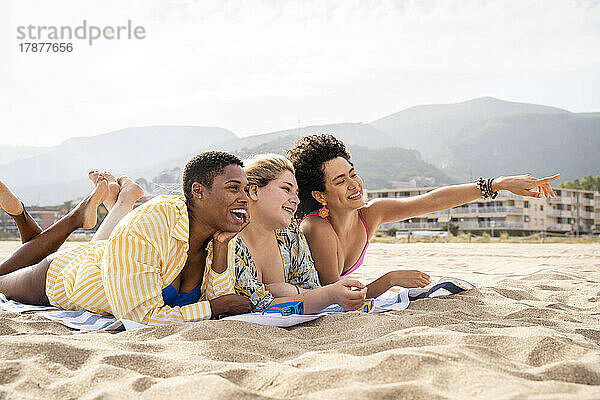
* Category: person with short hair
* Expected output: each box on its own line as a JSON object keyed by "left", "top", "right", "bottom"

{"left": 0, "top": 151, "right": 253, "bottom": 325}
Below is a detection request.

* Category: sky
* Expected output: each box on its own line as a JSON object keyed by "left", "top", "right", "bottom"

{"left": 2, "top": 0, "right": 600, "bottom": 146}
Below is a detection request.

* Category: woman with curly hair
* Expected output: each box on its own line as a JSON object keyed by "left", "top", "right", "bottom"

{"left": 287, "top": 134, "right": 559, "bottom": 299}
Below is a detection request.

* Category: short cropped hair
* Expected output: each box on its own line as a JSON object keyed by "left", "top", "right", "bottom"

{"left": 244, "top": 153, "right": 295, "bottom": 188}
{"left": 286, "top": 134, "right": 351, "bottom": 218}
{"left": 183, "top": 151, "right": 243, "bottom": 206}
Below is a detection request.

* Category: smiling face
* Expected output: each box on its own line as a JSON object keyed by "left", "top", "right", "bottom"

{"left": 250, "top": 170, "right": 299, "bottom": 230}
{"left": 314, "top": 157, "right": 365, "bottom": 212}
{"left": 198, "top": 164, "right": 249, "bottom": 232}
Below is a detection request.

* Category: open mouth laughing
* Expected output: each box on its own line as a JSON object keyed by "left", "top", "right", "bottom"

{"left": 348, "top": 191, "right": 362, "bottom": 200}
{"left": 282, "top": 205, "right": 295, "bottom": 215}
{"left": 230, "top": 208, "right": 247, "bottom": 223}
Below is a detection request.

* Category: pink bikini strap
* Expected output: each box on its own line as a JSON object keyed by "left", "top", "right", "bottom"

{"left": 358, "top": 208, "right": 369, "bottom": 238}
{"left": 340, "top": 208, "right": 369, "bottom": 277}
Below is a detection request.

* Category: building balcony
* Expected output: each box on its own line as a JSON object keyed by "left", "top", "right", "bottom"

{"left": 449, "top": 206, "right": 523, "bottom": 215}
{"left": 477, "top": 221, "right": 524, "bottom": 229}
{"left": 393, "top": 221, "right": 524, "bottom": 230}
{"left": 456, "top": 221, "right": 480, "bottom": 229}
{"left": 394, "top": 222, "right": 443, "bottom": 230}
{"left": 448, "top": 207, "right": 477, "bottom": 215}
{"left": 549, "top": 223, "right": 571, "bottom": 231}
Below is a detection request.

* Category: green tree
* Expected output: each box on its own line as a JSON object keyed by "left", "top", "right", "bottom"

{"left": 441, "top": 223, "right": 459, "bottom": 236}
{"left": 559, "top": 175, "right": 600, "bottom": 192}
{"left": 386, "top": 227, "right": 399, "bottom": 237}
{"left": 59, "top": 200, "right": 74, "bottom": 213}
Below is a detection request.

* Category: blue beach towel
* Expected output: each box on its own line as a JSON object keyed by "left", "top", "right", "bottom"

{"left": 0, "top": 277, "right": 474, "bottom": 330}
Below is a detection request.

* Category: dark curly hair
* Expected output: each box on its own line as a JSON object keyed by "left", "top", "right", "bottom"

{"left": 183, "top": 151, "right": 243, "bottom": 207}
{"left": 286, "top": 134, "right": 351, "bottom": 219}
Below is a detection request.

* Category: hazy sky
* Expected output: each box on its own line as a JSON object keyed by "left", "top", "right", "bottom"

{"left": 2, "top": 0, "right": 600, "bottom": 146}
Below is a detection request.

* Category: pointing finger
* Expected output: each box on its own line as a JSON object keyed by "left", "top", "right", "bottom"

{"left": 536, "top": 174, "right": 560, "bottom": 183}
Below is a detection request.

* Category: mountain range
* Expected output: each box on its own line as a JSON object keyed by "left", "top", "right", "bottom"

{"left": 1, "top": 97, "right": 598, "bottom": 205}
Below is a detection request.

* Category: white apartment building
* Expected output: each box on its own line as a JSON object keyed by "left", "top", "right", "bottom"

{"left": 366, "top": 187, "right": 600, "bottom": 235}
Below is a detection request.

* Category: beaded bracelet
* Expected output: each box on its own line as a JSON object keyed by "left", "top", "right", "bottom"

{"left": 476, "top": 177, "right": 498, "bottom": 199}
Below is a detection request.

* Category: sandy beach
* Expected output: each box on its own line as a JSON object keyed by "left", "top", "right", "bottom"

{"left": 1, "top": 241, "right": 599, "bottom": 399}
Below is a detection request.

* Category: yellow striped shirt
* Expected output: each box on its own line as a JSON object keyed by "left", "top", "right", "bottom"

{"left": 46, "top": 195, "right": 235, "bottom": 325}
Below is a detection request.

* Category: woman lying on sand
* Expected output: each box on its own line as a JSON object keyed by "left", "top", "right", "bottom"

{"left": 229, "top": 154, "right": 367, "bottom": 313}
{"left": 288, "top": 134, "right": 560, "bottom": 299}
{"left": 0, "top": 151, "right": 253, "bottom": 325}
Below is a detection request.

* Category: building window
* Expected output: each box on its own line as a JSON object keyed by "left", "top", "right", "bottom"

{"left": 540, "top": 205, "right": 543, "bottom": 211}
{"left": 524, "top": 201, "right": 529, "bottom": 208}
{"left": 524, "top": 216, "right": 530, "bottom": 222}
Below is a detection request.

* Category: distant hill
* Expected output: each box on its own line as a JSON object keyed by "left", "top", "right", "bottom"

{"left": 212, "top": 122, "right": 395, "bottom": 150}
{"left": 445, "top": 113, "right": 600, "bottom": 181}
{"left": 129, "top": 123, "right": 398, "bottom": 184}
{"left": 0, "top": 145, "right": 51, "bottom": 165}
{"left": 0, "top": 126, "right": 236, "bottom": 205}
{"left": 1, "top": 123, "right": 399, "bottom": 205}
{"left": 370, "top": 97, "right": 570, "bottom": 161}
{"left": 230, "top": 135, "right": 455, "bottom": 189}
{"left": 2, "top": 97, "right": 598, "bottom": 205}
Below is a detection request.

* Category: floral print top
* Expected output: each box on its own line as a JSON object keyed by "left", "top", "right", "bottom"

{"left": 232, "top": 224, "right": 321, "bottom": 310}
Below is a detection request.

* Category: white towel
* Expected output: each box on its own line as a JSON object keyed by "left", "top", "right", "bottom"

{"left": 0, "top": 294, "right": 144, "bottom": 331}
{"left": 0, "top": 277, "right": 474, "bottom": 330}
{"left": 224, "top": 277, "right": 475, "bottom": 327}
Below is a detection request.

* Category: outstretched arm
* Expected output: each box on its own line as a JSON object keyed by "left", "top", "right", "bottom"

{"left": 365, "top": 270, "right": 431, "bottom": 298}
{"left": 365, "top": 174, "right": 560, "bottom": 227}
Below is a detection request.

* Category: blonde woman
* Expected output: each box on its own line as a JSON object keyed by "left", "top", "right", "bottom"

{"left": 232, "top": 154, "right": 367, "bottom": 314}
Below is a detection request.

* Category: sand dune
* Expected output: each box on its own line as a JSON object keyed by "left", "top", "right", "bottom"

{"left": 1, "top": 242, "right": 599, "bottom": 399}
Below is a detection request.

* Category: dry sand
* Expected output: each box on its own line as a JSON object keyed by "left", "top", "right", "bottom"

{"left": 0, "top": 241, "right": 599, "bottom": 399}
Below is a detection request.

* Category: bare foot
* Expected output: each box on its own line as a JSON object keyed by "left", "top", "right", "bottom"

{"left": 0, "top": 180, "right": 24, "bottom": 215}
{"left": 74, "top": 177, "right": 108, "bottom": 229}
{"left": 89, "top": 170, "right": 120, "bottom": 210}
{"left": 116, "top": 176, "right": 144, "bottom": 207}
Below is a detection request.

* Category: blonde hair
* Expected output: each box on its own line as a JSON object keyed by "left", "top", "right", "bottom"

{"left": 244, "top": 153, "right": 295, "bottom": 187}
